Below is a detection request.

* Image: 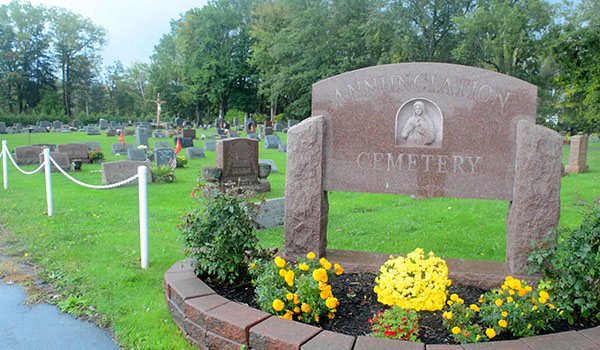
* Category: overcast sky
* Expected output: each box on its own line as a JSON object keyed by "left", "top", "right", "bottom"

{"left": 1, "top": 0, "right": 207, "bottom": 67}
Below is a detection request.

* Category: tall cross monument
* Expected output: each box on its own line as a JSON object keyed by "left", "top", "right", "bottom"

{"left": 151, "top": 93, "right": 167, "bottom": 126}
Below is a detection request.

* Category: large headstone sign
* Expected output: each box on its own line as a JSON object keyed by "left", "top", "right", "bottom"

{"left": 102, "top": 161, "right": 152, "bottom": 186}
{"left": 215, "top": 138, "right": 270, "bottom": 192}
{"left": 284, "top": 63, "right": 562, "bottom": 282}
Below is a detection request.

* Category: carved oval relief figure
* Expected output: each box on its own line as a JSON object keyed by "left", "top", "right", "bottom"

{"left": 395, "top": 98, "right": 443, "bottom": 148}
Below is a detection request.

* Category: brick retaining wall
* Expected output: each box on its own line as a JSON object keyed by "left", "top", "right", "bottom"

{"left": 164, "top": 260, "right": 600, "bottom": 350}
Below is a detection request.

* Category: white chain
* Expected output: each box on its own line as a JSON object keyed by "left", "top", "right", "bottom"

{"left": 4, "top": 148, "right": 46, "bottom": 175}
{"left": 48, "top": 155, "right": 140, "bottom": 189}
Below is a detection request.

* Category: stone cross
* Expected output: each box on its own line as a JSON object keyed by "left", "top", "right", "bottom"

{"left": 151, "top": 93, "right": 167, "bottom": 127}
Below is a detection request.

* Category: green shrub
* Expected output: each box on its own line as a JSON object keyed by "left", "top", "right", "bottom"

{"left": 180, "top": 183, "right": 259, "bottom": 285}
{"left": 528, "top": 203, "right": 600, "bottom": 323}
{"left": 150, "top": 165, "right": 174, "bottom": 184}
{"left": 369, "top": 306, "right": 420, "bottom": 341}
{"left": 176, "top": 155, "right": 188, "bottom": 168}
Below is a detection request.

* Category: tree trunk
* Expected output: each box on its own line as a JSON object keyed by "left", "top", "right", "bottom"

{"left": 270, "top": 101, "right": 277, "bottom": 122}
{"left": 195, "top": 102, "right": 201, "bottom": 126}
{"left": 62, "top": 62, "right": 71, "bottom": 117}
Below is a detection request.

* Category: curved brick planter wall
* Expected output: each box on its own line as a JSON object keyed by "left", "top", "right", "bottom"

{"left": 164, "top": 260, "right": 600, "bottom": 350}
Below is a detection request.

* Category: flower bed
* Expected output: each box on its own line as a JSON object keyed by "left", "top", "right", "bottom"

{"left": 164, "top": 260, "right": 600, "bottom": 350}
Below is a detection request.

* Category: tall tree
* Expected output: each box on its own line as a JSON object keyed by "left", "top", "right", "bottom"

{"left": 452, "top": 0, "right": 553, "bottom": 78}
{"left": 50, "top": 7, "right": 105, "bottom": 117}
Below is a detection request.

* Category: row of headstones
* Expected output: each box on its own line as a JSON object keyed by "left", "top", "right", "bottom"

{"left": 13, "top": 143, "right": 96, "bottom": 168}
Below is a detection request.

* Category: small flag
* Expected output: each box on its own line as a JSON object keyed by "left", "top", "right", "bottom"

{"left": 175, "top": 138, "right": 182, "bottom": 155}
{"left": 119, "top": 131, "right": 125, "bottom": 146}
{"left": 168, "top": 156, "right": 177, "bottom": 169}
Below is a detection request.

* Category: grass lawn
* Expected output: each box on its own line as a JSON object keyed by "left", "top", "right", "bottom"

{"left": 0, "top": 129, "right": 598, "bottom": 349}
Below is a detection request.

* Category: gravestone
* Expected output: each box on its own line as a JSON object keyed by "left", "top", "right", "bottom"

{"left": 101, "top": 161, "right": 152, "bottom": 186}
{"left": 155, "top": 148, "right": 176, "bottom": 166}
{"left": 259, "top": 159, "right": 278, "bottom": 172}
{"left": 173, "top": 137, "right": 194, "bottom": 148}
{"left": 175, "top": 116, "right": 183, "bottom": 127}
{"left": 204, "top": 135, "right": 215, "bottom": 140}
{"left": 182, "top": 129, "right": 196, "bottom": 139}
{"left": 53, "top": 120, "right": 62, "bottom": 130}
{"left": 106, "top": 130, "right": 117, "bottom": 137}
{"left": 154, "top": 141, "right": 172, "bottom": 149}
{"left": 233, "top": 117, "right": 239, "bottom": 126}
{"left": 38, "top": 152, "right": 70, "bottom": 172}
{"left": 124, "top": 129, "right": 135, "bottom": 136}
{"left": 264, "top": 135, "right": 281, "bottom": 149}
{"left": 72, "top": 120, "right": 80, "bottom": 129}
{"left": 39, "top": 120, "right": 51, "bottom": 128}
{"left": 274, "top": 123, "right": 284, "bottom": 132}
{"left": 14, "top": 146, "right": 43, "bottom": 165}
{"left": 86, "top": 127, "right": 100, "bottom": 136}
{"left": 135, "top": 126, "right": 149, "bottom": 147}
{"left": 0, "top": 122, "right": 6, "bottom": 134}
{"left": 99, "top": 118, "right": 108, "bottom": 130}
{"left": 565, "top": 135, "right": 589, "bottom": 173}
{"left": 109, "top": 120, "right": 118, "bottom": 129}
{"left": 265, "top": 127, "right": 274, "bottom": 136}
{"left": 279, "top": 144, "right": 287, "bottom": 153}
{"left": 127, "top": 149, "right": 147, "bottom": 161}
{"left": 57, "top": 143, "right": 90, "bottom": 163}
{"left": 215, "top": 138, "right": 269, "bottom": 192}
{"left": 284, "top": 63, "right": 562, "bottom": 285}
{"left": 288, "top": 119, "right": 299, "bottom": 128}
{"left": 80, "top": 141, "right": 101, "bottom": 151}
{"left": 264, "top": 120, "right": 273, "bottom": 127}
{"left": 216, "top": 128, "right": 225, "bottom": 136}
{"left": 247, "top": 133, "right": 260, "bottom": 141}
{"left": 111, "top": 144, "right": 128, "bottom": 155}
{"left": 204, "top": 141, "right": 216, "bottom": 151}
{"left": 186, "top": 147, "right": 205, "bottom": 159}
{"left": 255, "top": 197, "right": 286, "bottom": 229}
{"left": 152, "top": 131, "right": 167, "bottom": 139}
{"left": 229, "top": 132, "right": 240, "bottom": 138}
{"left": 32, "top": 143, "right": 56, "bottom": 151}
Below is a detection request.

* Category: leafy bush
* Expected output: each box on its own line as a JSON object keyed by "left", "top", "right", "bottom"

{"left": 176, "top": 155, "right": 187, "bottom": 168}
{"left": 150, "top": 165, "right": 174, "bottom": 184}
{"left": 88, "top": 149, "right": 104, "bottom": 162}
{"left": 369, "top": 306, "right": 420, "bottom": 341}
{"left": 180, "top": 183, "right": 259, "bottom": 285}
{"left": 251, "top": 252, "right": 343, "bottom": 324}
{"left": 374, "top": 248, "right": 450, "bottom": 311}
{"left": 529, "top": 203, "right": 600, "bottom": 323}
{"left": 442, "top": 276, "right": 560, "bottom": 343}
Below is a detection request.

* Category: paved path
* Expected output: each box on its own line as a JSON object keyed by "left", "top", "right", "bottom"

{"left": 0, "top": 281, "right": 120, "bottom": 350}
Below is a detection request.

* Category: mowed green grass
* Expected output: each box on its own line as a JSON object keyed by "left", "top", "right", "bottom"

{"left": 0, "top": 130, "right": 598, "bottom": 349}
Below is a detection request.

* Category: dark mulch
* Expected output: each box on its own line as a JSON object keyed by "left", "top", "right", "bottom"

{"left": 206, "top": 273, "right": 599, "bottom": 345}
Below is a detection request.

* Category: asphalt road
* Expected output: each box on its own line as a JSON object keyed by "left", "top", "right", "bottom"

{"left": 0, "top": 281, "right": 120, "bottom": 350}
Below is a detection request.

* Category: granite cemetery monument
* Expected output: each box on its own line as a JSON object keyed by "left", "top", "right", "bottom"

{"left": 102, "top": 161, "right": 152, "bottom": 186}
{"left": 155, "top": 148, "right": 176, "bottom": 166}
{"left": 283, "top": 63, "right": 562, "bottom": 287}
{"left": 565, "top": 135, "right": 589, "bottom": 173}
{"left": 213, "top": 138, "right": 270, "bottom": 192}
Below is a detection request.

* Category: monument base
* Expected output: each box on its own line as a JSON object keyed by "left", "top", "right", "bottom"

{"left": 565, "top": 164, "right": 588, "bottom": 173}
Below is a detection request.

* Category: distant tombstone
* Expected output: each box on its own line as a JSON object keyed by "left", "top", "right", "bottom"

{"left": 165, "top": 122, "right": 173, "bottom": 130}
{"left": 259, "top": 159, "right": 278, "bottom": 172}
{"left": 59, "top": 128, "right": 72, "bottom": 133}
{"left": 111, "top": 143, "right": 128, "bottom": 155}
{"left": 106, "top": 130, "right": 117, "bottom": 137}
{"left": 135, "top": 126, "right": 149, "bottom": 147}
{"left": 186, "top": 147, "right": 205, "bottom": 159}
{"left": 127, "top": 148, "right": 147, "bottom": 161}
{"left": 264, "top": 135, "right": 281, "bottom": 149}
{"left": 288, "top": 119, "right": 299, "bottom": 128}
{"left": 204, "top": 141, "right": 216, "bottom": 151}
{"left": 264, "top": 120, "right": 273, "bottom": 127}
{"left": 152, "top": 131, "right": 167, "bottom": 139}
{"left": 101, "top": 161, "right": 152, "bottom": 186}
{"left": 247, "top": 133, "right": 260, "bottom": 140}
{"left": 72, "top": 120, "right": 80, "bottom": 129}
{"left": 32, "top": 143, "right": 56, "bottom": 151}
{"left": 0, "top": 122, "right": 6, "bottom": 134}
{"left": 274, "top": 123, "right": 284, "bottom": 132}
{"left": 53, "top": 120, "right": 62, "bottom": 130}
{"left": 109, "top": 120, "right": 118, "bottom": 129}
{"left": 14, "top": 146, "right": 43, "bottom": 165}
{"left": 38, "top": 152, "right": 70, "bottom": 172}
{"left": 155, "top": 148, "right": 176, "bottom": 166}
{"left": 565, "top": 135, "right": 589, "bottom": 173}
{"left": 255, "top": 197, "right": 285, "bottom": 229}
{"left": 229, "top": 132, "right": 240, "bottom": 137}
{"left": 216, "top": 138, "right": 269, "bottom": 192}
{"left": 217, "top": 117, "right": 225, "bottom": 127}
{"left": 39, "top": 120, "right": 51, "bottom": 128}
{"left": 86, "top": 127, "right": 101, "bottom": 136}
{"left": 278, "top": 144, "right": 287, "bottom": 153}
{"left": 175, "top": 116, "right": 183, "bottom": 127}
{"left": 14, "top": 123, "right": 22, "bottom": 130}
{"left": 173, "top": 137, "right": 194, "bottom": 148}
{"left": 99, "top": 118, "right": 108, "bottom": 130}
{"left": 154, "top": 141, "right": 172, "bottom": 149}
{"left": 183, "top": 129, "right": 196, "bottom": 139}
{"left": 233, "top": 117, "right": 239, "bottom": 126}
{"left": 216, "top": 128, "right": 225, "bottom": 136}
{"left": 204, "top": 135, "right": 216, "bottom": 140}
{"left": 124, "top": 129, "right": 135, "bottom": 136}
{"left": 265, "top": 127, "right": 274, "bottom": 136}
{"left": 57, "top": 143, "right": 90, "bottom": 163}
{"left": 284, "top": 62, "right": 563, "bottom": 283}
{"left": 79, "top": 141, "right": 102, "bottom": 151}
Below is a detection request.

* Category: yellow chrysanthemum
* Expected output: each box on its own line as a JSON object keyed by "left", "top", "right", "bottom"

{"left": 325, "top": 297, "right": 339, "bottom": 309}
{"left": 272, "top": 299, "right": 284, "bottom": 312}
{"left": 307, "top": 252, "right": 316, "bottom": 260}
{"left": 334, "top": 263, "right": 343, "bottom": 275}
{"left": 282, "top": 310, "right": 293, "bottom": 320}
{"left": 539, "top": 291, "right": 550, "bottom": 300}
{"left": 328, "top": 312, "right": 335, "bottom": 319}
{"left": 284, "top": 270, "right": 295, "bottom": 287}
{"left": 501, "top": 311, "right": 508, "bottom": 317}
{"left": 286, "top": 292, "right": 294, "bottom": 301}
{"left": 495, "top": 299, "right": 503, "bottom": 307}
{"left": 450, "top": 294, "right": 459, "bottom": 302}
{"left": 498, "top": 319, "right": 507, "bottom": 328}
{"left": 443, "top": 311, "right": 453, "bottom": 320}
{"left": 486, "top": 328, "right": 496, "bottom": 339}
{"left": 301, "top": 303, "right": 311, "bottom": 313}
{"left": 279, "top": 269, "right": 286, "bottom": 277}
{"left": 312, "top": 268, "right": 328, "bottom": 283}
{"left": 507, "top": 297, "right": 514, "bottom": 303}
{"left": 320, "top": 290, "right": 332, "bottom": 300}
{"left": 274, "top": 256, "right": 286, "bottom": 268}
{"left": 452, "top": 326, "right": 461, "bottom": 335}
{"left": 469, "top": 304, "right": 480, "bottom": 312}
{"left": 299, "top": 263, "right": 309, "bottom": 271}
{"left": 294, "top": 307, "right": 300, "bottom": 313}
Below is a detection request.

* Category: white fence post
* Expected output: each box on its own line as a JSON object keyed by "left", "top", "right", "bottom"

{"left": 2, "top": 140, "right": 7, "bottom": 190}
{"left": 138, "top": 166, "right": 148, "bottom": 269}
{"left": 43, "top": 148, "right": 53, "bottom": 217}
